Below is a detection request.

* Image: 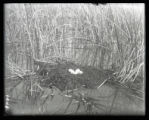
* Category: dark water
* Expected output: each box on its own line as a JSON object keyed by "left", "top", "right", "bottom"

{"left": 7, "top": 82, "right": 144, "bottom": 115}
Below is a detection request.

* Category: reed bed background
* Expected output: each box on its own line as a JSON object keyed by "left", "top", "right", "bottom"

{"left": 4, "top": 3, "right": 145, "bottom": 115}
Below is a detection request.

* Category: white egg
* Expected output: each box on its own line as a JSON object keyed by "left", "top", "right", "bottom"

{"left": 68, "top": 69, "right": 73, "bottom": 73}
{"left": 68, "top": 69, "right": 76, "bottom": 74}
{"left": 5, "top": 105, "right": 9, "bottom": 109}
{"left": 75, "top": 68, "right": 83, "bottom": 74}
{"left": 68, "top": 68, "right": 83, "bottom": 75}
{"left": 79, "top": 70, "right": 83, "bottom": 74}
{"left": 75, "top": 69, "right": 80, "bottom": 74}
{"left": 74, "top": 72, "right": 78, "bottom": 75}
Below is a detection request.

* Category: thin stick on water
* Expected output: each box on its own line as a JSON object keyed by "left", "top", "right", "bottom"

{"left": 97, "top": 79, "right": 108, "bottom": 89}
{"left": 31, "top": 79, "right": 33, "bottom": 96}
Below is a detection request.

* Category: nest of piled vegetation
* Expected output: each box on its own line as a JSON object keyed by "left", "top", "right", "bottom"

{"left": 33, "top": 58, "right": 114, "bottom": 91}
